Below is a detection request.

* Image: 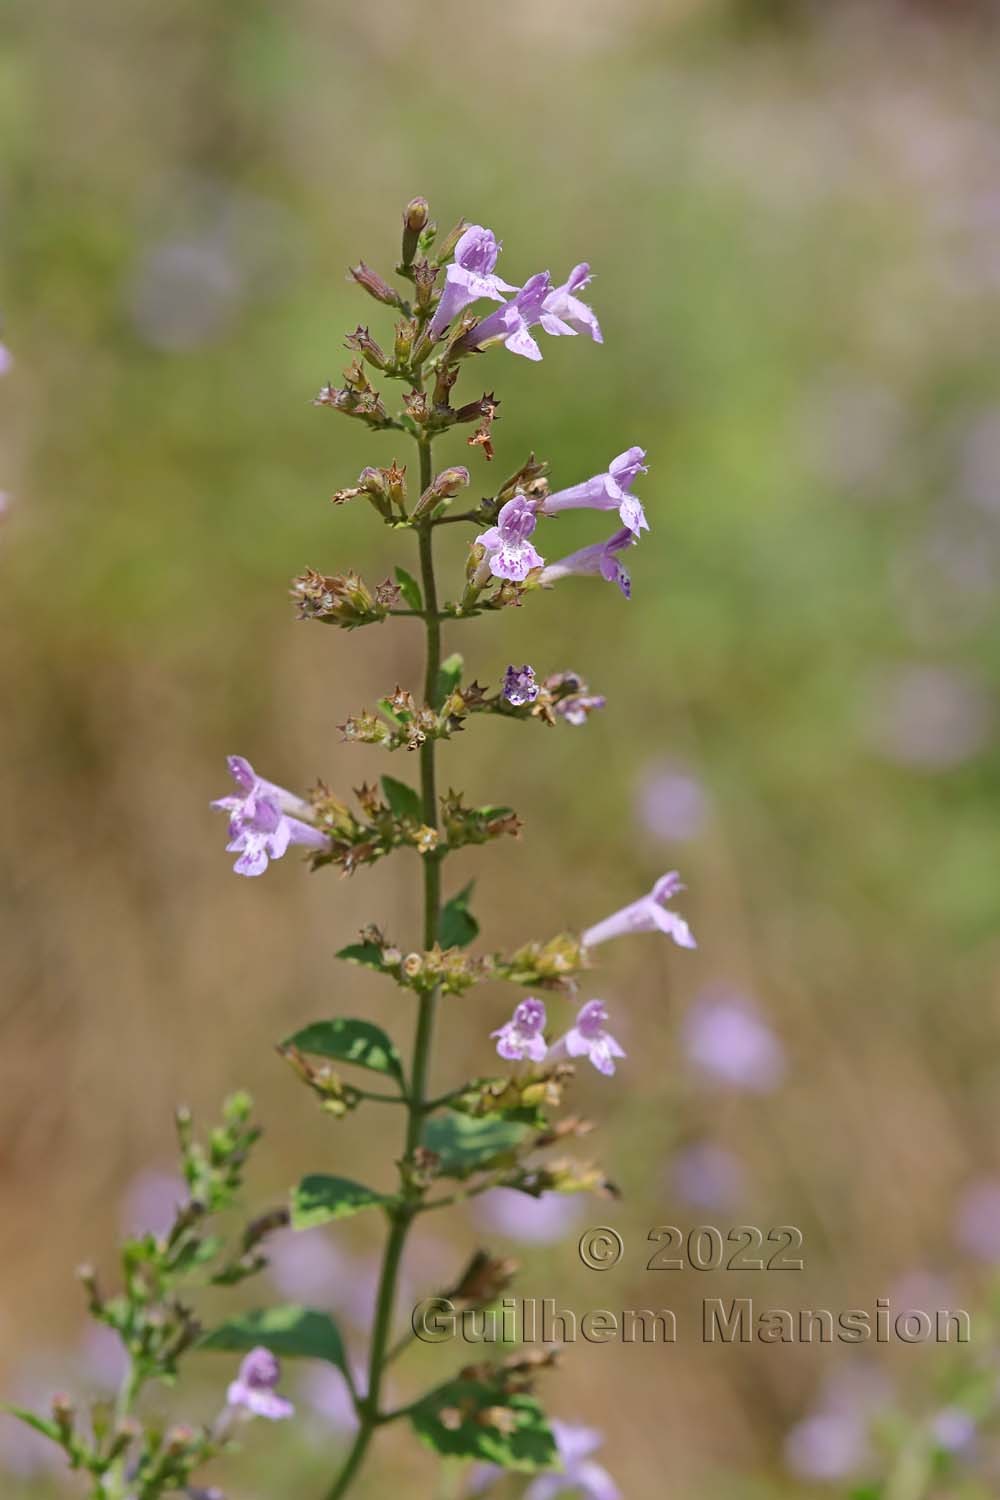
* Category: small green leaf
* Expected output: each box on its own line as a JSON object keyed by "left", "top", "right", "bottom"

{"left": 436, "top": 651, "right": 464, "bottom": 701}
{"left": 381, "top": 775, "right": 423, "bottom": 823}
{"left": 439, "top": 881, "right": 479, "bottom": 949}
{"left": 335, "top": 941, "right": 385, "bottom": 970}
{"left": 394, "top": 566, "right": 423, "bottom": 612}
{"left": 422, "top": 1112, "right": 529, "bottom": 1178}
{"left": 409, "top": 1379, "right": 557, "bottom": 1469}
{"left": 0, "top": 1405, "right": 62, "bottom": 1445}
{"left": 283, "top": 1018, "right": 404, "bottom": 1084}
{"left": 291, "top": 1174, "right": 395, "bottom": 1228}
{"left": 200, "top": 1306, "right": 347, "bottom": 1374}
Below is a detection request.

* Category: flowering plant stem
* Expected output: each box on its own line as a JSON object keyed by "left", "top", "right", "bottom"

{"left": 326, "top": 428, "right": 441, "bottom": 1500}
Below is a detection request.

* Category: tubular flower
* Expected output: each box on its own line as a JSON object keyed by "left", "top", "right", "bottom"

{"left": 582, "top": 872, "right": 695, "bottom": 951}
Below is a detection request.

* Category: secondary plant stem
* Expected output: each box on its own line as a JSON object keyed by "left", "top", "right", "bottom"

{"left": 325, "top": 430, "right": 443, "bottom": 1500}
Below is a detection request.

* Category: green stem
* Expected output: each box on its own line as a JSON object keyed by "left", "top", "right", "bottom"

{"left": 324, "top": 432, "right": 444, "bottom": 1500}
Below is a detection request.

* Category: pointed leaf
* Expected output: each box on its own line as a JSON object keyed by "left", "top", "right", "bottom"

{"left": 0, "top": 1405, "right": 62, "bottom": 1445}
{"left": 421, "top": 1112, "right": 529, "bottom": 1178}
{"left": 335, "top": 941, "right": 385, "bottom": 970}
{"left": 409, "top": 1379, "right": 557, "bottom": 1469}
{"left": 439, "top": 881, "right": 479, "bottom": 950}
{"left": 291, "top": 1174, "right": 396, "bottom": 1229}
{"left": 283, "top": 1018, "right": 404, "bottom": 1085}
{"left": 200, "top": 1306, "right": 347, "bottom": 1374}
{"left": 381, "top": 775, "right": 423, "bottom": 824}
{"left": 395, "top": 566, "right": 423, "bottom": 613}
{"left": 436, "top": 651, "right": 464, "bottom": 701}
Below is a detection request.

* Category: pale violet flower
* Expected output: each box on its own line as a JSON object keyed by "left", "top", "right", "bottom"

{"left": 492, "top": 998, "right": 548, "bottom": 1064}
{"left": 930, "top": 1408, "right": 976, "bottom": 1453}
{"left": 582, "top": 872, "right": 695, "bottom": 951}
{"left": 955, "top": 1178, "right": 1000, "bottom": 1261}
{"left": 476, "top": 496, "right": 544, "bottom": 582}
{"left": 682, "top": 991, "right": 784, "bottom": 1092}
{"left": 636, "top": 760, "right": 708, "bottom": 842}
{"left": 429, "top": 225, "right": 516, "bottom": 339}
{"left": 539, "top": 527, "right": 637, "bottom": 599}
{"left": 0, "top": 343, "right": 12, "bottom": 376}
{"left": 540, "top": 264, "right": 603, "bottom": 344}
{"left": 467, "top": 1420, "right": 619, "bottom": 1499}
{"left": 227, "top": 1348, "right": 294, "bottom": 1421}
{"left": 461, "top": 272, "right": 553, "bottom": 362}
{"left": 784, "top": 1412, "right": 869, "bottom": 1482}
{"left": 119, "top": 1168, "right": 186, "bottom": 1237}
{"left": 541, "top": 448, "right": 647, "bottom": 534}
{"left": 212, "top": 755, "right": 329, "bottom": 877}
{"left": 548, "top": 1000, "right": 624, "bottom": 1077}
{"left": 671, "top": 1142, "right": 745, "bottom": 1211}
{"left": 471, "top": 1187, "right": 584, "bottom": 1244}
{"left": 503, "top": 664, "right": 539, "bottom": 706}
{"left": 557, "top": 693, "right": 606, "bottom": 726}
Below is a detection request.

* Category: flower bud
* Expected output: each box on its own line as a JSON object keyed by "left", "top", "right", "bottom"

{"left": 412, "top": 466, "right": 470, "bottom": 519}
{"left": 51, "top": 1393, "right": 75, "bottom": 1443}
{"left": 394, "top": 318, "right": 416, "bottom": 366}
{"left": 433, "top": 218, "right": 468, "bottom": 265}
{"left": 349, "top": 262, "right": 400, "bottom": 308}
{"left": 401, "top": 197, "right": 430, "bottom": 268}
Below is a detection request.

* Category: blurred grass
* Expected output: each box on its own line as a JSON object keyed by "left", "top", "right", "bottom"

{"left": 4, "top": 0, "right": 1000, "bottom": 1494}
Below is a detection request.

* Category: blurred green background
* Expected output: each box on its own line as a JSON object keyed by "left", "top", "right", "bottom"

{"left": 4, "top": 0, "right": 1000, "bottom": 1494}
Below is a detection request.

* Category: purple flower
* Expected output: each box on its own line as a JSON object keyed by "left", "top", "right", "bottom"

{"left": 503, "top": 664, "right": 539, "bottom": 707}
{"left": 227, "top": 1348, "right": 294, "bottom": 1421}
{"left": 476, "top": 496, "right": 544, "bottom": 583}
{"left": 542, "top": 448, "right": 647, "bottom": 534}
{"left": 670, "top": 1143, "right": 745, "bottom": 1211}
{"left": 636, "top": 760, "right": 708, "bottom": 842}
{"left": 300, "top": 1363, "right": 364, "bottom": 1435}
{"left": 492, "top": 998, "right": 548, "bottom": 1064}
{"left": 212, "top": 755, "right": 329, "bottom": 877}
{"left": 548, "top": 1000, "right": 624, "bottom": 1077}
{"left": 682, "top": 991, "right": 784, "bottom": 1092}
{"left": 582, "top": 872, "right": 695, "bottom": 951}
{"left": 931, "top": 1408, "right": 976, "bottom": 1453}
{"left": 0, "top": 344, "right": 12, "bottom": 377}
{"left": 955, "top": 1178, "right": 1000, "bottom": 1261}
{"left": 429, "top": 225, "right": 516, "bottom": 339}
{"left": 467, "top": 1419, "right": 619, "bottom": 1500}
{"left": 463, "top": 272, "right": 553, "bottom": 362}
{"left": 539, "top": 527, "right": 637, "bottom": 599}
{"left": 266, "top": 1227, "right": 348, "bottom": 1303}
{"left": 119, "top": 1168, "right": 186, "bottom": 1238}
{"left": 471, "top": 1187, "right": 584, "bottom": 1244}
{"left": 540, "top": 265, "right": 603, "bottom": 344}
{"left": 556, "top": 693, "right": 606, "bottom": 726}
{"left": 784, "top": 1412, "right": 869, "bottom": 1482}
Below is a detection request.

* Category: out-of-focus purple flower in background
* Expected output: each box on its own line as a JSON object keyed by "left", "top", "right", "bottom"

{"left": 635, "top": 759, "right": 709, "bottom": 843}
{"left": 0, "top": 343, "right": 12, "bottom": 377}
{"left": 78, "top": 1323, "right": 128, "bottom": 1391}
{"left": 126, "top": 179, "right": 296, "bottom": 354}
{"left": 957, "top": 407, "right": 1000, "bottom": 515}
{"left": 783, "top": 1365, "right": 892, "bottom": 1483}
{"left": 930, "top": 1406, "right": 977, "bottom": 1453}
{"left": 119, "top": 1168, "right": 186, "bottom": 1238}
{"left": 954, "top": 1177, "right": 1000, "bottom": 1262}
{"left": 266, "top": 1227, "right": 348, "bottom": 1305}
{"left": 299, "top": 1361, "right": 367, "bottom": 1437}
{"left": 682, "top": 989, "right": 785, "bottom": 1093}
{"left": 670, "top": 1142, "right": 745, "bottom": 1211}
{"left": 861, "top": 663, "right": 993, "bottom": 771}
{"left": 471, "top": 1187, "right": 585, "bottom": 1245}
